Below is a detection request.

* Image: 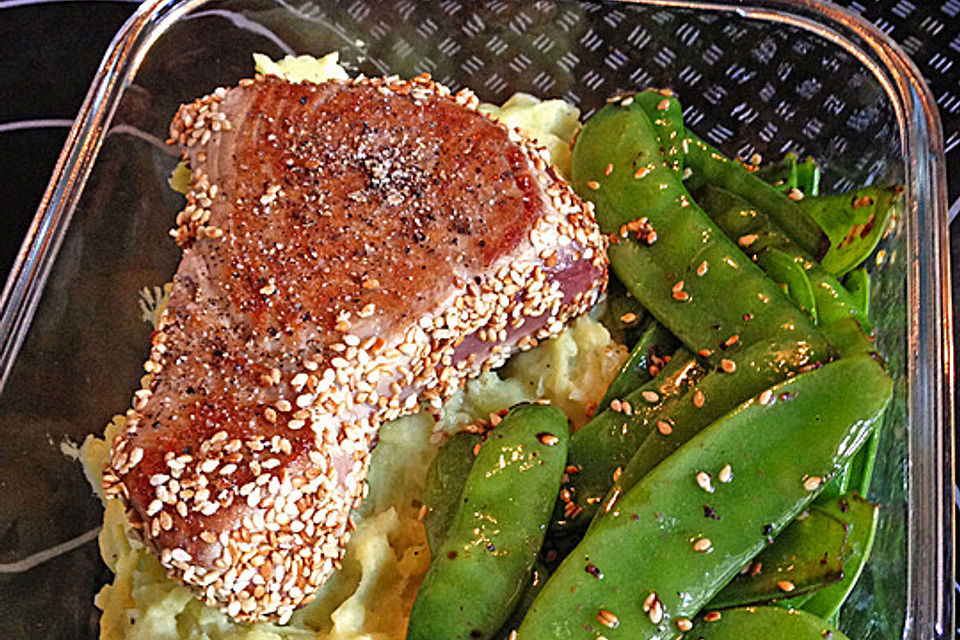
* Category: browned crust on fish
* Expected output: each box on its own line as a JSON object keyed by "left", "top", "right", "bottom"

{"left": 102, "top": 72, "right": 607, "bottom": 622}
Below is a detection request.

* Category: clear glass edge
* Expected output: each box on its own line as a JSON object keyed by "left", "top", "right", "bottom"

{"left": 0, "top": 0, "right": 951, "bottom": 637}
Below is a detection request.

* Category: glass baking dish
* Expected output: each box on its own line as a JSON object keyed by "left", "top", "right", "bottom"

{"left": 0, "top": 0, "right": 952, "bottom": 638}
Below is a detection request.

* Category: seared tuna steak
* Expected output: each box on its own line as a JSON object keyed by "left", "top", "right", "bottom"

{"left": 103, "top": 73, "right": 607, "bottom": 622}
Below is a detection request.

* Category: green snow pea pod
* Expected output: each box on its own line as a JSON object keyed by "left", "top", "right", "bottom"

{"left": 686, "top": 606, "right": 849, "bottom": 640}
{"left": 517, "top": 356, "right": 891, "bottom": 639}
{"left": 757, "top": 248, "right": 819, "bottom": 323}
{"left": 631, "top": 89, "right": 685, "bottom": 173}
{"left": 494, "top": 560, "right": 550, "bottom": 640}
{"left": 709, "top": 507, "right": 848, "bottom": 608}
{"left": 598, "top": 320, "right": 678, "bottom": 410}
{"left": 609, "top": 334, "right": 829, "bottom": 498}
{"left": 407, "top": 404, "right": 569, "bottom": 640}
{"left": 572, "top": 100, "right": 820, "bottom": 359}
{"left": 597, "top": 278, "right": 648, "bottom": 346}
{"left": 694, "top": 184, "right": 871, "bottom": 334}
{"left": 555, "top": 351, "right": 704, "bottom": 532}
{"left": 756, "top": 152, "right": 821, "bottom": 197}
{"left": 803, "top": 493, "right": 880, "bottom": 620}
{"left": 756, "top": 152, "right": 799, "bottom": 193}
{"left": 423, "top": 431, "right": 484, "bottom": 554}
{"left": 843, "top": 267, "right": 870, "bottom": 317}
{"left": 682, "top": 132, "right": 828, "bottom": 258}
{"left": 798, "top": 185, "right": 903, "bottom": 277}
{"left": 821, "top": 317, "right": 877, "bottom": 359}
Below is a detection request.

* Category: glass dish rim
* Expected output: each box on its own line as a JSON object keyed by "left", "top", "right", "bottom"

{"left": 0, "top": 0, "right": 952, "bottom": 637}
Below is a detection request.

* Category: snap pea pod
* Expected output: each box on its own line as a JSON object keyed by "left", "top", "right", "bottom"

{"left": 494, "top": 560, "right": 549, "bottom": 640}
{"left": 682, "top": 132, "right": 828, "bottom": 258}
{"left": 756, "top": 152, "right": 821, "bottom": 197}
{"left": 632, "top": 89, "right": 685, "bottom": 173}
{"left": 686, "top": 606, "right": 849, "bottom": 640}
{"left": 756, "top": 152, "right": 799, "bottom": 193}
{"left": 803, "top": 494, "right": 880, "bottom": 620}
{"left": 598, "top": 320, "right": 678, "bottom": 410}
{"left": 694, "top": 184, "right": 871, "bottom": 334}
{"left": 598, "top": 278, "right": 648, "bottom": 346}
{"left": 798, "top": 185, "right": 903, "bottom": 277}
{"left": 407, "top": 404, "right": 569, "bottom": 640}
{"left": 517, "top": 356, "right": 892, "bottom": 639}
{"left": 572, "top": 98, "right": 820, "bottom": 359}
{"left": 555, "top": 351, "right": 704, "bottom": 532}
{"left": 758, "top": 247, "right": 818, "bottom": 323}
{"left": 608, "top": 334, "right": 829, "bottom": 497}
{"left": 709, "top": 507, "right": 848, "bottom": 608}
{"left": 843, "top": 267, "right": 870, "bottom": 317}
{"left": 423, "top": 431, "right": 483, "bottom": 554}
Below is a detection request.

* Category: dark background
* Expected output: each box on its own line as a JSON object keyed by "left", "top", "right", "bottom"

{"left": 0, "top": 0, "right": 956, "bottom": 631}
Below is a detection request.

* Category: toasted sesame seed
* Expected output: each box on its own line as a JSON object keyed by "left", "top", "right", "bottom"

{"left": 718, "top": 463, "right": 733, "bottom": 483}
{"left": 648, "top": 597, "right": 664, "bottom": 624}
{"left": 657, "top": 420, "right": 673, "bottom": 435}
{"left": 634, "top": 166, "right": 652, "bottom": 179}
{"left": 604, "top": 163, "right": 614, "bottom": 176}
{"left": 693, "top": 389, "right": 705, "bottom": 408}
{"left": 597, "top": 608, "right": 619, "bottom": 629}
{"left": 698, "top": 348, "right": 713, "bottom": 357}
{"left": 738, "top": 234, "right": 758, "bottom": 247}
{"left": 697, "top": 260, "right": 709, "bottom": 276}
{"left": 610, "top": 399, "right": 623, "bottom": 413}
{"left": 641, "top": 390, "right": 659, "bottom": 403}
{"left": 259, "top": 283, "right": 276, "bottom": 296}
{"left": 620, "top": 312, "right": 638, "bottom": 324}
{"left": 803, "top": 476, "right": 823, "bottom": 491}
{"left": 587, "top": 181, "right": 600, "bottom": 190}
{"left": 538, "top": 432, "right": 560, "bottom": 446}
{"left": 724, "top": 334, "right": 740, "bottom": 347}
{"left": 777, "top": 580, "right": 796, "bottom": 592}
{"left": 362, "top": 278, "right": 380, "bottom": 289}
{"left": 676, "top": 618, "right": 693, "bottom": 631}
{"left": 704, "top": 611, "right": 722, "bottom": 622}
{"left": 693, "top": 537, "right": 712, "bottom": 552}
{"left": 696, "top": 471, "right": 714, "bottom": 493}
{"left": 720, "top": 359, "right": 737, "bottom": 373}
{"left": 788, "top": 188, "right": 805, "bottom": 201}
{"left": 759, "top": 389, "right": 774, "bottom": 405}
{"left": 750, "top": 561, "right": 763, "bottom": 577}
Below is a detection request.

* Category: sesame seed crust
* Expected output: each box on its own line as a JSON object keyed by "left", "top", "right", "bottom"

{"left": 104, "top": 73, "right": 607, "bottom": 622}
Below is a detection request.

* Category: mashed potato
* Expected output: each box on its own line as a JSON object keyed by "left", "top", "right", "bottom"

{"left": 82, "top": 53, "right": 618, "bottom": 640}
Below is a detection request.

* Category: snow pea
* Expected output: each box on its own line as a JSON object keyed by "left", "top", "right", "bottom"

{"left": 407, "top": 404, "right": 569, "bottom": 640}
{"left": 610, "top": 334, "right": 829, "bottom": 496}
{"left": 798, "top": 185, "right": 903, "bottom": 277}
{"left": 709, "top": 507, "right": 848, "bottom": 608}
{"left": 598, "top": 278, "right": 648, "bottom": 346}
{"left": 631, "top": 89, "right": 685, "bottom": 173}
{"left": 682, "top": 132, "right": 828, "bottom": 258}
{"left": 803, "top": 494, "right": 880, "bottom": 620}
{"left": 517, "top": 356, "right": 891, "bottom": 639}
{"left": 572, "top": 99, "right": 820, "bottom": 360}
{"left": 686, "top": 606, "right": 849, "bottom": 640}
{"left": 694, "top": 184, "right": 872, "bottom": 334}
{"left": 758, "top": 247, "right": 819, "bottom": 323}
{"left": 555, "top": 351, "right": 704, "bottom": 532}
{"left": 843, "top": 267, "right": 870, "bottom": 317}
{"left": 598, "top": 320, "right": 678, "bottom": 410}
{"left": 423, "top": 431, "right": 483, "bottom": 554}
{"left": 756, "top": 152, "right": 821, "bottom": 197}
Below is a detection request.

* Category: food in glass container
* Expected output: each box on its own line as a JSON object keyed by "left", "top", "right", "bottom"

{"left": 83, "top": 52, "right": 901, "bottom": 640}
